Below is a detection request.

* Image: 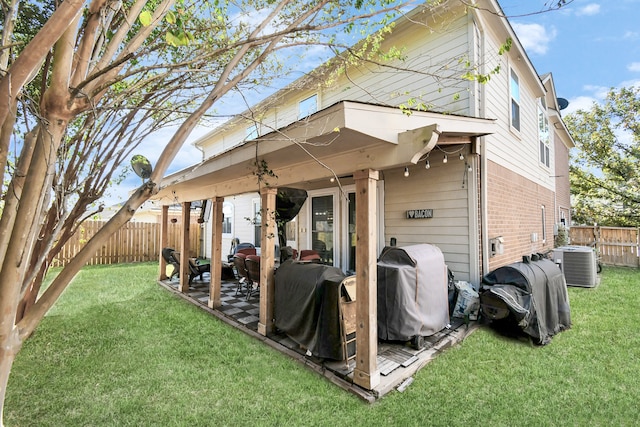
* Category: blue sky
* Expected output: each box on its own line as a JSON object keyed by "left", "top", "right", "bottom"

{"left": 107, "top": 0, "right": 640, "bottom": 207}
{"left": 502, "top": 0, "right": 640, "bottom": 113}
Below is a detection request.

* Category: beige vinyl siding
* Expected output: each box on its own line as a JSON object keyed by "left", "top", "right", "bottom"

{"left": 198, "top": 11, "right": 476, "bottom": 154}
{"left": 321, "top": 13, "right": 473, "bottom": 115}
{"left": 480, "top": 26, "right": 554, "bottom": 192}
{"left": 383, "top": 161, "right": 472, "bottom": 281}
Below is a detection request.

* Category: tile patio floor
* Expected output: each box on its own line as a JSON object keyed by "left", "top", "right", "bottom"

{"left": 158, "top": 273, "right": 478, "bottom": 401}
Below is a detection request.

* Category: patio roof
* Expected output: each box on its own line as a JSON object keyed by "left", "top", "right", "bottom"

{"left": 153, "top": 101, "right": 496, "bottom": 203}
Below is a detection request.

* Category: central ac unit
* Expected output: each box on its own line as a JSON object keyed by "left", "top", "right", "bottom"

{"left": 553, "top": 246, "right": 599, "bottom": 288}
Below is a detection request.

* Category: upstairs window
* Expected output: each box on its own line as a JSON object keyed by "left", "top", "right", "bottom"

{"left": 538, "top": 101, "right": 550, "bottom": 167}
{"left": 510, "top": 70, "right": 520, "bottom": 131}
{"left": 298, "top": 94, "right": 318, "bottom": 119}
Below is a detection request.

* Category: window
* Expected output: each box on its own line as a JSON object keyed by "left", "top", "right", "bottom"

{"left": 298, "top": 94, "right": 318, "bottom": 119}
{"left": 222, "top": 202, "right": 233, "bottom": 236}
{"left": 538, "top": 101, "right": 550, "bottom": 167}
{"left": 246, "top": 124, "right": 258, "bottom": 140}
{"left": 510, "top": 69, "right": 520, "bottom": 131}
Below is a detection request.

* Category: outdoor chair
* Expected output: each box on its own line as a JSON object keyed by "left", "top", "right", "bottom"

{"left": 162, "top": 247, "right": 179, "bottom": 279}
{"left": 244, "top": 254, "right": 261, "bottom": 300}
{"left": 188, "top": 258, "right": 210, "bottom": 283}
{"left": 171, "top": 250, "right": 210, "bottom": 285}
{"left": 233, "top": 253, "right": 249, "bottom": 296}
{"left": 227, "top": 241, "right": 256, "bottom": 262}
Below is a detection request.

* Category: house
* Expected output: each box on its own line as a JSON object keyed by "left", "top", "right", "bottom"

{"left": 152, "top": 0, "right": 574, "bottom": 391}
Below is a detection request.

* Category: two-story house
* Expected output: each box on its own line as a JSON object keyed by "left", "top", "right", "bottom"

{"left": 152, "top": 0, "right": 574, "bottom": 391}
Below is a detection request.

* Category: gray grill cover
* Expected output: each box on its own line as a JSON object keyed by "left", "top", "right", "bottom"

{"left": 377, "top": 244, "right": 449, "bottom": 340}
{"left": 274, "top": 260, "right": 347, "bottom": 360}
{"left": 481, "top": 258, "right": 571, "bottom": 345}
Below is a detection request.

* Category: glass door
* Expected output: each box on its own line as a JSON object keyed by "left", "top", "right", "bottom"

{"left": 311, "top": 195, "right": 333, "bottom": 264}
{"left": 347, "top": 192, "right": 356, "bottom": 273}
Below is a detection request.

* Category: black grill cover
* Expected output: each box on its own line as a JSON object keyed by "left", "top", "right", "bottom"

{"left": 274, "top": 260, "right": 347, "bottom": 360}
{"left": 481, "top": 258, "right": 571, "bottom": 345}
{"left": 377, "top": 244, "right": 449, "bottom": 341}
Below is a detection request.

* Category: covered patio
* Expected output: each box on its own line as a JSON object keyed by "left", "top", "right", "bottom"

{"left": 153, "top": 101, "right": 494, "bottom": 398}
{"left": 157, "top": 273, "right": 476, "bottom": 400}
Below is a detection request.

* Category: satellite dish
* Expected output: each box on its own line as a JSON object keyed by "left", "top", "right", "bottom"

{"left": 557, "top": 97, "right": 569, "bottom": 110}
{"left": 131, "top": 155, "right": 153, "bottom": 180}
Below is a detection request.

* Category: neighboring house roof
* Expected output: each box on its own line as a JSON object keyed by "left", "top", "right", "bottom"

{"left": 541, "top": 73, "right": 575, "bottom": 150}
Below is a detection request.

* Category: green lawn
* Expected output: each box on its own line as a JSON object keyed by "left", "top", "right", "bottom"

{"left": 5, "top": 263, "right": 640, "bottom": 426}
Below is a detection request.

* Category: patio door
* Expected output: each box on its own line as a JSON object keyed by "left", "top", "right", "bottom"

{"left": 311, "top": 194, "right": 334, "bottom": 264}
{"left": 346, "top": 191, "right": 356, "bottom": 273}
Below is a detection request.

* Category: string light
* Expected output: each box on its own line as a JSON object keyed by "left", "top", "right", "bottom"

{"left": 425, "top": 159, "right": 430, "bottom": 169}
{"left": 404, "top": 167, "right": 409, "bottom": 177}
{"left": 459, "top": 153, "right": 465, "bottom": 161}
{"left": 442, "top": 154, "right": 448, "bottom": 164}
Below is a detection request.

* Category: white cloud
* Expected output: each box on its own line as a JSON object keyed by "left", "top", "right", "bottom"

{"left": 583, "top": 84, "right": 610, "bottom": 100}
{"left": 575, "top": 3, "right": 601, "bottom": 16}
{"left": 511, "top": 23, "right": 557, "bottom": 55}
{"left": 619, "top": 78, "right": 640, "bottom": 90}
{"left": 563, "top": 95, "right": 597, "bottom": 115}
{"left": 628, "top": 63, "right": 640, "bottom": 72}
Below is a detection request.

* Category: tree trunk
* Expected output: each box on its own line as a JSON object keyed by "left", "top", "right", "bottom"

{"left": 0, "top": 328, "right": 21, "bottom": 427}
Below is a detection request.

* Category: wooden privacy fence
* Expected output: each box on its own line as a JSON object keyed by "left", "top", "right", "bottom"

{"left": 569, "top": 226, "right": 639, "bottom": 268}
{"left": 52, "top": 220, "right": 202, "bottom": 267}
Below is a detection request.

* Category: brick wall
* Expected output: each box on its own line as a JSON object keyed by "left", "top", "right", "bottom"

{"left": 486, "top": 160, "right": 556, "bottom": 270}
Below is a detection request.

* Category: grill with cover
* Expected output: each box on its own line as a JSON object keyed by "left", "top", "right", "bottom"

{"left": 480, "top": 257, "right": 571, "bottom": 345}
{"left": 377, "top": 244, "right": 450, "bottom": 344}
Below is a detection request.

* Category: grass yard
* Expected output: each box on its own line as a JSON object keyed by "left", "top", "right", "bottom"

{"left": 5, "top": 263, "right": 640, "bottom": 426}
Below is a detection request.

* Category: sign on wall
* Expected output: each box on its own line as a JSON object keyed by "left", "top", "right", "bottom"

{"left": 406, "top": 209, "right": 433, "bottom": 219}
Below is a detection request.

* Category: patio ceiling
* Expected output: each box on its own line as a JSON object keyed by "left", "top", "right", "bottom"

{"left": 153, "top": 101, "right": 496, "bottom": 204}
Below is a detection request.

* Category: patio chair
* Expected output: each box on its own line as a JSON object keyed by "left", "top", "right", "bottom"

{"left": 162, "top": 247, "right": 179, "bottom": 279}
{"left": 188, "top": 257, "right": 210, "bottom": 283}
{"left": 171, "top": 251, "right": 210, "bottom": 285}
{"left": 227, "top": 242, "right": 256, "bottom": 262}
{"left": 233, "top": 253, "right": 249, "bottom": 296}
{"left": 244, "top": 254, "right": 261, "bottom": 300}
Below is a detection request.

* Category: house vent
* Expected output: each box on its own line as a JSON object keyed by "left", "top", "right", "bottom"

{"left": 553, "top": 246, "right": 598, "bottom": 288}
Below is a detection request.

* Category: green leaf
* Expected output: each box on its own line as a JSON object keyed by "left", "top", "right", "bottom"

{"left": 166, "top": 10, "right": 177, "bottom": 25}
{"left": 139, "top": 10, "right": 152, "bottom": 27}
{"left": 166, "top": 31, "right": 180, "bottom": 47}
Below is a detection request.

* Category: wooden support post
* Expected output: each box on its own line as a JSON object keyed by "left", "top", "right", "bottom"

{"left": 258, "top": 187, "right": 277, "bottom": 336}
{"left": 159, "top": 205, "right": 169, "bottom": 280}
{"left": 353, "top": 169, "right": 380, "bottom": 390}
{"left": 179, "top": 201, "right": 191, "bottom": 293}
{"left": 209, "top": 197, "right": 224, "bottom": 309}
